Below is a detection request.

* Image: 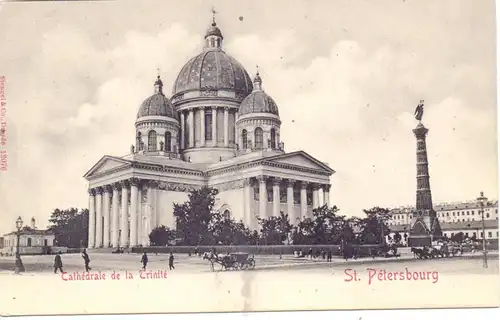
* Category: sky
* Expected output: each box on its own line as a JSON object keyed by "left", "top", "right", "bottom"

{"left": 0, "top": 0, "right": 497, "bottom": 234}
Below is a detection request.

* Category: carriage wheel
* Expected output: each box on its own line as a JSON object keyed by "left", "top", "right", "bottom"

{"left": 233, "top": 262, "right": 241, "bottom": 270}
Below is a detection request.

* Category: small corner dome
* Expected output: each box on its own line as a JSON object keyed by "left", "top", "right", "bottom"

{"left": 137, "top": 76, "right": 176, "bottom": 119}
{"left": 238, "top": 73, "right": 279, "bottom": 117}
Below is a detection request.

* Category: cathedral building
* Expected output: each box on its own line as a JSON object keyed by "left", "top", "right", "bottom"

{"left": 84, "top": 18, "right": 335, "bottom": 248}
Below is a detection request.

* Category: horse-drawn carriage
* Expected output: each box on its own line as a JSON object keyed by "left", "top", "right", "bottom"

{"left": 411, "top": 242, "right": 464, "bottom": 259}
{"left": 204, "top": 252, "right": 256, "bottom": 271}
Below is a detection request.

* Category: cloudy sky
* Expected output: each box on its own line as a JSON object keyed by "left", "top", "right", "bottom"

{"left": 0, "top": 0, "right": 497, "bottom": 234}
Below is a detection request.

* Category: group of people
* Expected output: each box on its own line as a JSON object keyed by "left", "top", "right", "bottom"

{"left": 140, "top": 252, "right": 176, "bottom": 270}
{"left": 52, "top": 249, "right": 176, "bottom": 274}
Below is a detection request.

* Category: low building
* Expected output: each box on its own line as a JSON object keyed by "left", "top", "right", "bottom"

{"left": 0, "top": 217, "right": 55, "bottom": 255}
{"left": 388, "top": 199, "right": 499, "bottom": 242}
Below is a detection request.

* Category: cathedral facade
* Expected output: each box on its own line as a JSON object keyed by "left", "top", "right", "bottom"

{"left": 84, "top": 19, "right": 335, "bottom": 248}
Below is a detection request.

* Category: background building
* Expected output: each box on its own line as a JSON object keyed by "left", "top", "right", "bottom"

{"left": 388, "top": 199, "right": 499, "bottom": 241}
{"left": 0, "top": 218, "right": 55, "bottom": 255}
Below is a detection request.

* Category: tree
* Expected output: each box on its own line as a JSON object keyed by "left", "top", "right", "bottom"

{"left": 209, "top": 211, "right": 253, "bottom": 245}
{"left": 149, "top": 225, "right": 176, "bottom": 246}
{"left": 354, "top": 207, "right": 391, "bottom": 245}
{"left": 173, "top": 187, "right": 218, "bottom": 245}
{"left": 290, "top": 205, "right": 353, "bottom": 245}
{"left": 258, "top": 212, "right": 293, "bottom": 245}
{"left": 48, "top": 208, "right": 89, "bottom": 248}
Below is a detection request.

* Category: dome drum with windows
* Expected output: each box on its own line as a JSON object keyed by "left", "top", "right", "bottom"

{"left": 134, "top": 75, "right": 180, "bottom": 157}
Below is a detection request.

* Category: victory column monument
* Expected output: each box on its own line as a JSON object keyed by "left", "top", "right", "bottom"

{"left": 408, "top": 100, "right": 443, "bottom": 246}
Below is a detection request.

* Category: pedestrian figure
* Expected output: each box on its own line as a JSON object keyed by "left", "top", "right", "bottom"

{"left": 169, "top": 252, "right": 175, "bottom": 270}
{"left": 141, "top": 252, "right": 148, "bottom": 270}
{"left": 308, "top": 248, "right": 313, "bottom": 260}
{"left": 54, "top": 251, "right": 64, "bottom": 274}
{"left": 327, "top": 250, "right": 332, "bottom": 262}
{"left": 82, "top": 248, "right": 92, "bottom": 272}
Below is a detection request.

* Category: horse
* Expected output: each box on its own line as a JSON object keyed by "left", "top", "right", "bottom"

{"left": 411, "top": 247, "right": 429, "bottom": 259}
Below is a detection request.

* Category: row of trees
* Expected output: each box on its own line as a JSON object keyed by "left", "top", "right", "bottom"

{"left": 45, "top": 187, "right": 400, "bottom": 248}
{"left": 149, "top": 187, "right": 395, "bottom": 247}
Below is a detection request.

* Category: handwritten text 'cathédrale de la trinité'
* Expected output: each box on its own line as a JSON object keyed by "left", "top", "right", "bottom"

{"left": 60, "top": 269, "right": 169, "bottom": 281}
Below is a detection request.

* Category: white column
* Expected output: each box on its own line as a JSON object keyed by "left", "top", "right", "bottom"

{"left": 95, "top": 188, "right": 103, "bottom": 247}
{"left": 258, "top": 175, "right": 267, "bottom": 219}
{"left": 111, "top": 183, "right": 120, "bottom": 248}
{"left": 300, "top": 182, "right": 308, "bottom": 220}
{"left": 145, "top": 181, "right": 156, "bottom": 246}
{"left": 120, "top": 181, "right": 129, "bottom": 247}
{"left": 188, "top": 109, "right": 194, "bottom": 148}
{"left": 312, "top": 184, "right": 319, "bottom": 209}
{"left": 129, "top": 178, "right": 139, "bottom": 247}
{"left": 200, "top": 107, "right": 205, "bottom": 147}
{"left": 180, "top": 112, "right": 185, "bottom": 150}
{"left": 324, "top": 184, "right": 330, "bottom": 206}
{"left": 102, "top": 185, "right": 112, "bottom": 248}
{"left": 286, "top": 180, "right": 295, "bottom": 223}
{"left": 88, "top": 189, "right": 96, "bottom": 248}
{"left": 223, "top": 107, "right": 229, "bottom": 147}
{"left": 235, "top": 111, "right": 239, "bottom": 148}
{"left": 212, "top": 107, "right": 217, "bottom": 146}
{"left": 243, "top": 179, "right": 252, "bottom": 228}
{"left": 272, "top": 177, "right": 281, "bottom": 217}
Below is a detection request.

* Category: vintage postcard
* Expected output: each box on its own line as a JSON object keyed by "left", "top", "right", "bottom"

{"left": 0, "top": 0, "right": 498, "bottom": 316}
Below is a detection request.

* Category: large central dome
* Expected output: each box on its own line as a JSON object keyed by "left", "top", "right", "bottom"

{"left": 171, "top": 21, "right": 253, "bottom": 99}
{"left": 172, "top": 50, "right": 253, "bottom": 97}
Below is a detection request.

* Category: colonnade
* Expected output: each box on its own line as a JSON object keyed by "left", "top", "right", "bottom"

{"left": 242, "top": 175, "right": 331, "bottom": 227}
{"left": 179, "top": 106, "right": 237, "bottom": 150}
{"left": 87, "top": 178, "right": 158, "bottom": 249}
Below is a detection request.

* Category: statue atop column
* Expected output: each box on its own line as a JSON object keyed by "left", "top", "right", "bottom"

{"left": 414, "top": 100, "right": 424, "bottom": 122}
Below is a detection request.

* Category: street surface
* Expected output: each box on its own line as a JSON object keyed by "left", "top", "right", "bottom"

{"left": 0, "top": 253, "right": 498, "bottom": 316}
{"left": 0, "top": 251, "right": 497, "bottom": 274}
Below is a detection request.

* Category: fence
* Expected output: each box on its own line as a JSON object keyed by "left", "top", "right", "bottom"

{"left": 131, "top": 244, "right": 387, "bottom": 257}
{"left": 131, "top": 241, "right": 498, "bottom": 256}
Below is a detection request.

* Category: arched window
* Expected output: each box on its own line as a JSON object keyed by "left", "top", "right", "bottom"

{"left": 254, "top": 127, "right": 263, "bottom": 149}
{"left": 148, "top": 130, "right": 157, "bottom": 151}
{"left": 136, "top": 132, "right": 142, "bottom": 150}
{"left": 165, "top": 131, "right": 172, "bottom": 152}
{"left": 223, "top": 209, "right": 231, "bottom": 220}
{"left": 241, "top": 129, "right": 248, "bottom": 149}
{"left": 270, "top": 128, "right": 276, "bottom": 149}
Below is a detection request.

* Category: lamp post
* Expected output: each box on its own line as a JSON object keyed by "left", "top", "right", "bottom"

{"left": 476, "top": 191, "right": 488, "bottom": 268}
{"left": 15, "top": 216, "right": 25, "bottom": 274}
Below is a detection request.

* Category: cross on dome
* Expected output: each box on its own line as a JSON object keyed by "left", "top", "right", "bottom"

{"left": 154, "top": 70, "right": 163, "bottom": 94}
{"left": 211, "top": 6, "right": 218, "bottom": 25}
{"left": 253, "top": 65, "right": 262, "bottom": 90}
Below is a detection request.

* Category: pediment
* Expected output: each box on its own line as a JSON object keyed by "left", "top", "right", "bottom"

{"left": 266, "top": 151, "right": 334, "bottom": 173}
{"left": 84, "top": 156, "right": 131, "bottom": 179}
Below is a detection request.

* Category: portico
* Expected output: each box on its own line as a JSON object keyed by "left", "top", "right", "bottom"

{"left": 85, "top": 150, "right": 333, "bottom": 248}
